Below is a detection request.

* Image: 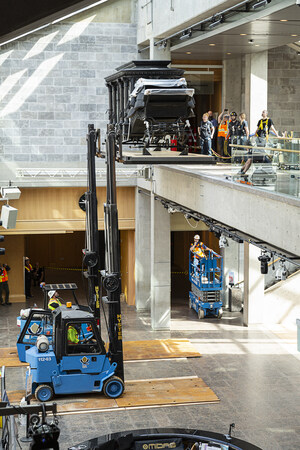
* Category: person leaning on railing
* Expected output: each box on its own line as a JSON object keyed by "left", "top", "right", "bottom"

{"left": 255, "top": 110, "right": 279, "bottom": 147}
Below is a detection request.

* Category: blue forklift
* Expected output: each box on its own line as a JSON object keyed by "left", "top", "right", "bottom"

{"left": 189, "top": 244, "right": 223, "bottom": 319}
{"left": 25, "top": 304, "right": 123, "bottom": 401}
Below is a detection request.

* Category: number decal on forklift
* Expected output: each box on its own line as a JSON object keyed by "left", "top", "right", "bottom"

{"left": 38, "top": 357, "right": 52, "bottom": 361}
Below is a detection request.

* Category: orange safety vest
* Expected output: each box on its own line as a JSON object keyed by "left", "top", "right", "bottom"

{"left": 191, "top": 242, "right": 206, "bottom": 258}
{"left": 218, "top": 121, "right": 228, "bottom": 138}
{"left": 25, "top": 264, "right": 32, "bottom": 273}
{"left": 0, "top": 268, "right": 8, "bottom": 282}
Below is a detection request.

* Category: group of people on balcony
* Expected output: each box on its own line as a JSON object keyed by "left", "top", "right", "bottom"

{"left": 197, "top": 109, "right": 279, "bottom": 158}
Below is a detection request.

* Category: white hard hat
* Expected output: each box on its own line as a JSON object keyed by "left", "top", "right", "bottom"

{"left": 48, "top": 290, "right": 56, "bottom": 299}
{"left": 194, "top": 235, "right": 200, "bottom": 240}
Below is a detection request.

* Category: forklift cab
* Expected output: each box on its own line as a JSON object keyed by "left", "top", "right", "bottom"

{"left": 53, "top": 306, "right": 106, "bottom": 361}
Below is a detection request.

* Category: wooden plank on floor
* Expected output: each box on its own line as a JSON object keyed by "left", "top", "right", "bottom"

{"left": 0, "top": 348, "right": 27, "bottom": 367}
{"left": 7, "top": 377, "right": 218, "bottom": 413}
{"left": 124, "top": 339, "right": 201, "bottom": 360}
{"left": 116, "top": 377, "right": 219, "bottom": 407}
{"left": 0, "top": 339, "right": 201, "bottom": 367}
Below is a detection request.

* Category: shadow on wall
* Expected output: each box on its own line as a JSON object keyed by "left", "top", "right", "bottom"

{"left": 264, "top": 270, "right": 300, "bottom": 325}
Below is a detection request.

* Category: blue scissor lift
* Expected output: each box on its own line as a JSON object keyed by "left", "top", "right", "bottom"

{"left": 189, "top": 247, "right": 223, "bottom": 319}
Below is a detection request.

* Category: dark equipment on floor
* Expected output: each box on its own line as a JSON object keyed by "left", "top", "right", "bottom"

{"left": 69, "top": 427, "right": 262, "bottom": 450}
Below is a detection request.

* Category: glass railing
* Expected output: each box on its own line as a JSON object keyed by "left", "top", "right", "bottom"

{"left": 227, "top": 134, "right": 300, "bottom": 198}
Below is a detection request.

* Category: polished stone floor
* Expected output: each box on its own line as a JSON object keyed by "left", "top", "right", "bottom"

{"left": 1, "top": 276, "right": 299, "bottom": 450}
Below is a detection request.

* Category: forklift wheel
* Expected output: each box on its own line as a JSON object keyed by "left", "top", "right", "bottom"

{"left": 198, "top": 309, "right": 204, "bottom": 320}
{"left": 35, "top": 384, "right": 54, "bottom": 402}
{"left": 103, "top": 376, "right": 124, "bottom": 399}
{"left": 217, "top": 308, "right": 223, "bottom": 319}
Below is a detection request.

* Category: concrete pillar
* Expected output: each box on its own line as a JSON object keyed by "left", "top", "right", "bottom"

{"left": 151, "top": 193, "right": 171, "bottom": 330}
{"left": 149, "top": 37, "right": 171, "bottom": 60}
{"left": 135, "top": 189, "right": 151, "bottom": 311}
{"left": 245, "top": 51, "right": 268, "bottom": 133}
{"left": 222, "top": 57, "right": 242, "bottom": 113}
{"left": 243, "top": 242, "right": 264, "bottom": 326}
{"left": 223, "top": 241, "right": 244, "bottom": 309}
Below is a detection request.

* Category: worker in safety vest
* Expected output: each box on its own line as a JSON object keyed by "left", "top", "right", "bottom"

{"left": 190, "top": 235, "right": 207, "bottom": 257}
{"left": 256, "top": 110, "right": 279, "bottom": 146}
{"left": 24, "top": 257, "right": 33, "bottom": 299}
{"left": 217, "top": 112, "right": 229, "bottom": 157}
{"left": 0, "top": 263, "right": 11, "bottom": 305}
{"left": 48, "top": 290, "right": 63, "bottom": 310}
{"left": 67, "top": 325, "right": 79, "bottom": 344}
{"left": 190, "top": 235, "right": 208, "bottom": 278}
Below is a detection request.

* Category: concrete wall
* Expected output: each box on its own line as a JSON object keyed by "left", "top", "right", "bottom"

{"left": 137, "top": 0, "right": 240, "bottom": 45}
{"left": 151, "top": 166, "right": 300, "bottom": 256}
{"left": 222, "top": 57, "right": 243, "bottom": 114}
{"left": 268, "top": 45, "right": 300, "bottom": 134}
{"left": 263, "top": 271, "right": 300, "bottom": 326}
{"left": 0, "top": 0, "right": 137, "bottom": 168}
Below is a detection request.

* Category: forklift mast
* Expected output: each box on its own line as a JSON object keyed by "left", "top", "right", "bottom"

{"left": 85, "top": 123, "right": 124, "bottom": 382}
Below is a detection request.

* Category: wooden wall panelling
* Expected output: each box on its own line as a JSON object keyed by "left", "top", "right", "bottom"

{"left": 5, "top": 186, "right": 135, "bottom": 234}
{"left": 0, "top": 235, "right": 25, "bottom": 302}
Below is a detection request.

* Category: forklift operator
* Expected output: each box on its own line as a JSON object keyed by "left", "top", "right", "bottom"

{"left": 67, "top": 323, "right": 99, "bottom": 354}
{"left": 67, "top": 325, "right": 80, "bottom": 344}
{"left": 48, "top": 290, "right": 64, "bottom": 310}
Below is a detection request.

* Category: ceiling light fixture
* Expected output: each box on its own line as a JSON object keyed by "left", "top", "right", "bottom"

{"left": 209, "top": 43, "right": 216, "bottom": 46}
{"left": 291, "top": 34, "right": 298, "bottom": 37}
{"left": 158, "top": 40, "right": 168, "bottom": 49}
{"left": 280, "top": 19, "right": 288, "bottom": 22}
{"left": 208, "top": 15, "right": 225, "bottom": 29}
{"left": 186, "top": 51, "right": 192, "bottom": 54}
{"left": 179, "top": 29, "right": 192, "bottom": 40}
{"left": 275, "top": 259, "right": 288, "bottom": 281}
{"left": 252, "top": 0, "right": 271, "bottom": 10}
{"left": 227, "top": 52, "right": 232, "bottom": 55}
{"left": 240, "top": 33, "right": 247, "bottom": 36}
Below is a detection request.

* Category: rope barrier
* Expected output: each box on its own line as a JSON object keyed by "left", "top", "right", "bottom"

{"left": 45, "top": 266, "right": 82, "bottom": 272}
{"left": 212, "top": 149, "right": 232, "bottom": 160}
{"left": 229, "top": 143, "right": 300, "bottom": 154}
{"left": 45, "top": 266, "right": 190, "bottom": 276}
